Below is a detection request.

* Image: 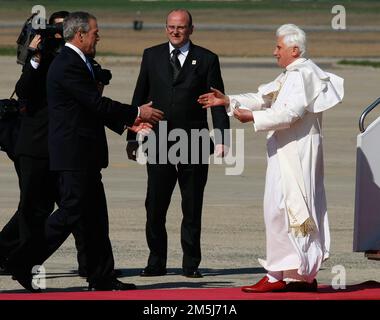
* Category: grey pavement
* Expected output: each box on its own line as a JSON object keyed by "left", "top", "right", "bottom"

{"left": 0, "top": 56, "right": 379, "bottom": 293}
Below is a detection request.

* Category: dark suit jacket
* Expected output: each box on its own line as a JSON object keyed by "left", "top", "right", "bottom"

{"left": 14, "top": 55, "right": 53, "bottom": 159}
{"left": 47, "top": 45, "right": 138, "bottom": 171}
{"left": 128, "top": 41, "right": 229, "bottom": 161}
{"left": 0, "top": 112, "right": 19, "bottom": 161}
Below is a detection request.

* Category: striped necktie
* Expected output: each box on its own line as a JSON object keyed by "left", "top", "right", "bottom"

{"left": 170, "top": 48, "right": 181, "bottom": 81}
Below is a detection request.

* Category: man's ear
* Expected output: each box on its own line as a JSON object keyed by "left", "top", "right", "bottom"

{"left": 73, "top": 32, "right": 82, "bottom": 43}
{"left": 292, "top": 46, "right": 301, "bottom": 58}
{"left": 76, "top": 30, "right": 85, "bottom": 41}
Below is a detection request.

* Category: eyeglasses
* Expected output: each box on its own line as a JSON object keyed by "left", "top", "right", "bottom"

{"left": 166, "top": 25, "right": 188, "bottom": 32}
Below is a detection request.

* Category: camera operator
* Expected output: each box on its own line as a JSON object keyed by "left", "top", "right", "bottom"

{"left": 0, "top": 98, "right": 19, "bottom": 161}
{"left": 0, "top": 11, "right": 90, "bottom": 277}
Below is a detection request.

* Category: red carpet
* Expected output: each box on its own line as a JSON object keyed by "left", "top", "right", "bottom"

{"left": 1, "top": 281, "right": 380, "bottom": 300}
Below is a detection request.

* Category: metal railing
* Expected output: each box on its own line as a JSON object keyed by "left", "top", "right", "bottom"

{"left": 359, "top": 97, "right": 380, "bottom": 133}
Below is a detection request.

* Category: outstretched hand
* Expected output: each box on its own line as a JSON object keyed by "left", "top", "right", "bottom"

{"left": 139, "top": 101, "right": 164, "bottom": 124}
{"left": 128, "top": 117, "right": 153, "bottom": 136}
{"left": 198, "top": 87, "right": 229, "bottom": 109}
{"left": 233, "top": 108, "right": 254, "bottom": 123}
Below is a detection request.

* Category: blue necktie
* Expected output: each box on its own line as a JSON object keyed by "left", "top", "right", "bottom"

{"left": 85, "top": 58, "right": 95, "bottom": 79}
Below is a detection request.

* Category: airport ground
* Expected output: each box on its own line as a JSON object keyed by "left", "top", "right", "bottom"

{"left": 1, "top": 54, "right": 379, "bottom": 292}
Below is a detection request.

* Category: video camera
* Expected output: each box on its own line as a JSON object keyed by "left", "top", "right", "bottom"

{"left": 16, "top": 13, "right": 63, "bottom": 65}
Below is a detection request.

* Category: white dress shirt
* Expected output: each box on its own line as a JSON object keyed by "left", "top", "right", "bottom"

{"left": 65, "top": 42, "right": 87, "bottom": 64}
{"left": 169, "top": 42, "right": 190, "bottom": 67}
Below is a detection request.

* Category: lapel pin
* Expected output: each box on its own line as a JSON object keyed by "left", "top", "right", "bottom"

{"left": 192, "top": 60, "right": 197, "bottom": 65}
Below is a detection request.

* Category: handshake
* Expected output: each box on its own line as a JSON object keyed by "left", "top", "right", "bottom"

{"left": 128, "top": 101, "right": 164, "bottom": 135}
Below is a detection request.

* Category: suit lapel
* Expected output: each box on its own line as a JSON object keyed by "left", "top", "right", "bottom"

{"left": 156, "top": 44, "right": 173, "bottom": 86}
{"left": 64, "top": 46, "right": 95, "bottom": 81}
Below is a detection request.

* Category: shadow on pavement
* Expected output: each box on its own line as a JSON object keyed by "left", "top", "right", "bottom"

{"left": 115, "top": 267, "right": 266, "bottom": 278}
{"left": 318, "top": 280, "right": 380, "bottom": 293}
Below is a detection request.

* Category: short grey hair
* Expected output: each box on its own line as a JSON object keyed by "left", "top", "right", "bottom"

{"left": 276, "top": 24, "right": 306, "bottom": 56}
{"left": 63, "top": 11, "right": 96, "bottom": 42}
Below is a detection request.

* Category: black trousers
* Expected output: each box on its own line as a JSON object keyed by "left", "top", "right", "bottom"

{"left": 145, "top": 163, "right": 208, "bottom": 270}
{"left": 0, "top": 157, "right": 86, "bottom": 270}
{"left": 30, "top": 170, "right": 114, "bottom": 285}
{"left": 0, "top": 161, "right": 21, "bottom": 264}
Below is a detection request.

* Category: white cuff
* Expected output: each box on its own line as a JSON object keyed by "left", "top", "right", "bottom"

{"left": 30, "top": 59, "right": 40, "bottom": 69}
{"left": 226, "top": 97, "right": 240, "bottom": 117}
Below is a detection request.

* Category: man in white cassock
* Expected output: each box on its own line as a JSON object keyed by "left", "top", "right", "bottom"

{"left": 198, "top": 24, "right": 344, "bottom": 292}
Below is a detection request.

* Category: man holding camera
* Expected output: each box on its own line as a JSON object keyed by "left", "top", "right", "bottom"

{"left": 0, "top": 11, "right": 93, "bottom": 276}
{"left": 8, "top": 11, "right": 163, "bottom": 292}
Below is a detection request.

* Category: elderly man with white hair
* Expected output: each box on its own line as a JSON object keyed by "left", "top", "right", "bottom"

{"left": 199, "top": 24, "right": 344, "bottom": 292}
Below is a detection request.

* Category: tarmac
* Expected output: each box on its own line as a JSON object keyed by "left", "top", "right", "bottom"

{"left": 0, "top": 56, "right": 379, "bottom": 293}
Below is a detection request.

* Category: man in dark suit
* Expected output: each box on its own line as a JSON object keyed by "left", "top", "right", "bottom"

{"left": 0, "top": 11, "right": 89, "bottom": 277}
{"left": 8, "top": 11, "right": 163, "bottom": 292}
{"left": 127, "top": 9, "right": 229, "bottom": 278}
{"left": 0, "top": 98, "right": 19, "bottom": 161}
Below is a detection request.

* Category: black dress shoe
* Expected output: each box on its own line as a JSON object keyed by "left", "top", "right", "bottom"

{"left": 79, "top": 269, "right": 123, "bottom": 278}
{"left": 284, "top": 279, "right": 318, "bottom": 292}
{"left": 0, "top": 258, "right": 6, "bottom": 270}
{"left": 0, "top": 265, "right": 11, "bottom": 275}
{"left": 78, "top": 268, "right": 87, "bottom": 278}
{"left": 88, "top": 278, "right": 137, "bottom": 291}
{"left": 183, "top": 269, "right": 203, "bottom": 278}
{"left": 12, "top": 269, "right": 42, "bottom": 293}
{"left": 112, "top": 269, "right": 123, "bottom": 277}
{"left": 140, "top": 266, "right": 167, "bottom": 277}
{"left": 0, "top": 256, "right": 11, "bottom": 275}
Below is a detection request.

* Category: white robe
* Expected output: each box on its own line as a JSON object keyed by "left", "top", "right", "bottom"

{"left": 228, "top": 58, "right": 344, "bottom": 282}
